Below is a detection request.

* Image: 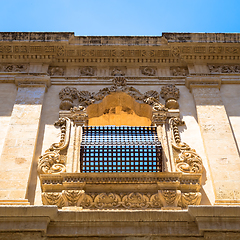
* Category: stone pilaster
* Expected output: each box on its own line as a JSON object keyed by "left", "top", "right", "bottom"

{"left": 186, "top": 77, "right": 240, "bottom": 205}
{"left": 0, "top": 75, "right": 50, "bottom": 204}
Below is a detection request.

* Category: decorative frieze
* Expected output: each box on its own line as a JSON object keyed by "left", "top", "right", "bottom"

{"left": 171, "top": 66, "right": 188, "bottom": 76}
{"left": 208, "top": 65, "right": 240, "bottom": 74}
{"left": 42, "top": 190, "right": 201, "bottom": 209}
{"left": 0, "top": 64, "right": 28, "bottom": 72}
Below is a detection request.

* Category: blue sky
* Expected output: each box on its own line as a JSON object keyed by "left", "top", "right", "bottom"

{"left": 0, "top": 0, "right": 239, "bottom": 35}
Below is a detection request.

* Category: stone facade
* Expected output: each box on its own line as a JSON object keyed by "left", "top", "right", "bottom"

{"left": 0, "top": 32, "right": 240, "bottom": 239}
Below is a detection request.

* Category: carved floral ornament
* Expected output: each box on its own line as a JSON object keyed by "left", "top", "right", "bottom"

{"left": 208, "top": 64, "right": 240, "bottom": 74}
{"left": 38, "top": 78, "right": 203, "bottom": 209}
{"left": 42, "top": 190, "right": 201, "bottom": 209}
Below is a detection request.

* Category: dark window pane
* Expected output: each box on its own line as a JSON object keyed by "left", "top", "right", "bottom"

{"left": 80, "top": 126, "right": 162, "bottom": 172}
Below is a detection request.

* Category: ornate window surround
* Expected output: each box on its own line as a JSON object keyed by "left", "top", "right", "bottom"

{"left": 38, "top": 76, "right": 203, "bottom": 210}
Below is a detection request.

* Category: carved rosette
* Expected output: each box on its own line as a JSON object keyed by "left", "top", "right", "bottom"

{"left": 170, "top": 117, "right": 203, "bottom": 174}
{"left": 59, "top": 87, "right": 78, "bottom": 110}
{"left": 42, "top": 190, "right": 201, "bottom": 209}
{"left": 38, "top": 118, "right": 71, "bottom": 174}
{"left": 160, "top": 84, "right": 180, "bottom": 109}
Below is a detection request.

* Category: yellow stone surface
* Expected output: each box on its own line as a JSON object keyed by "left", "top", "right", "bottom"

{"left": 0, "top": 32, "right": 239, "bottom": 238}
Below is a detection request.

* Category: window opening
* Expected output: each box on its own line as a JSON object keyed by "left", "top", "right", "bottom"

{"left": 80, "top": 126, "right": 162, "bottom": 172}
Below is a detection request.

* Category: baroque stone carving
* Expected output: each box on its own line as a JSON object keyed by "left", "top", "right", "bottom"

{"left": 160, "top": 84, "right": 180, "bottom": 109}
{"left": 208, "top": 65, "right": 240, "bottom": 74}
{"left": 181, "top": 192, "right": 201, "bottom": 208}
{"left": 140, "top": 66, "right": 156, "bottom": 76}
{"left": 38, "top": 118, "right": 71, "bottom": 174}
{"left": 171, "top": 66, "right": 188, "bottom": 76}
{"left": 59, "top": 77, "right": 162, "bottom": 115}
{"left": 79, "top": 66, "right": 95, "bottom": 76}
{"left": 111, "top": 67, "right": 126, "bottom": 76}
{"left": 42, "top": 190, "right": 201, "bottom": 209}
{"left": 59, "top": 86, "right": 78, "bottom": 110}
{"left": 48, "top": 66, "right": 65, "bottom": 76}
{"left": 1, "top": 64, "right": 28, "bottom": 72}
{"left": 158, "top": 190, "right": 181, "bottom": 208}
{"left": 170, "top": 117, "right": 203, "bottom": 174}
{"left": 68, "top": 106, "right": 88, "bottom": 125}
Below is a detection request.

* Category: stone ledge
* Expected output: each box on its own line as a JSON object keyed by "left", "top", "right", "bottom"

{"left": 0, "top": 206, "right": 238, "bottom": 238}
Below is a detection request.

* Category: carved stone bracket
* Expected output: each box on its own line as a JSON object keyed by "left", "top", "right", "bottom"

{"left": 42, "top": 190, "right": 201, "bottom": 209}
{"left": 170, "top": 117, "right": 203, "bottom": 174}
{"left": 38, "top": 117, "right": 71, "bottom": 174}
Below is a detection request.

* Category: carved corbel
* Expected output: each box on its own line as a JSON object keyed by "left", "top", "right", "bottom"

{"left": 59, "top": 87, "right": 78, "bottom": 110}
{"left": 160, "top": 84, "right": 180, "bottom": 109}
{"left": 38, "top": 117, "right": 71, "bottom": 174}
{"left": 170, "top": 117, "right": 203, "bottom": 174}
{"left": 158, "top": 190, "right": 181, "bottom": 208}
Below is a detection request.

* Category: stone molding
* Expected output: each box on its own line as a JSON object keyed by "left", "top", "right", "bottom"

{"left": 185, "top": 76, "right": 221, "bottom": 91}
{"left": 40, "top": 172, "right": 202, "bottom": 209}
{"left": 14, "top": 74, "right": 51, "bottom": 90}
{"left": 0, "top": 205, "right": 240, "bottom": 238}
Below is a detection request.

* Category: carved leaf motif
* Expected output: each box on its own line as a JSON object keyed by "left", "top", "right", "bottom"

{"left": 160, "top": 84, "right": 180, "bottom": 101}
{"left": 176, "top": 150, "right": 203, "bottom": 173}
{"left": 122, "top": 193, "right": 149, "bottom": 209}
{"left": 78, "top": 194, "right": 94, "bottom": 208}
{"left": 42, "top": 192, "right": 64, "bottom": 208}
{"left": 161, "top": 190, "right": 179, "bottom": 205}
{"left": 94, "top": 193, "right": 121, "bottom": 208}
{"left": 112, "top": 76, "right": 127, "bottom": 86}
{"left": 181, "top": 192, "right": 201, "bottom": 208}
{"left": 38, "top": 150, "right": 66, "bottom": 174}
{"left": 150, "top": 193, "right": 163, "bottom": 208}
{"left": 62, "top": 190, "right": 84, "bottom": 206}
{"left": 144, "top": 90, "right": 159, "bottom": 101}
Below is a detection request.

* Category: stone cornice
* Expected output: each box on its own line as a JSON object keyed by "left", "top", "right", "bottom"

{"left": 185, "top": 76, "right": 222, "bottom": 91}
{"left": 1, "top": 32, "right": 240, "bottom": 44}
{"left": 0, "top": 206, "right": 240, "bottom": 238}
